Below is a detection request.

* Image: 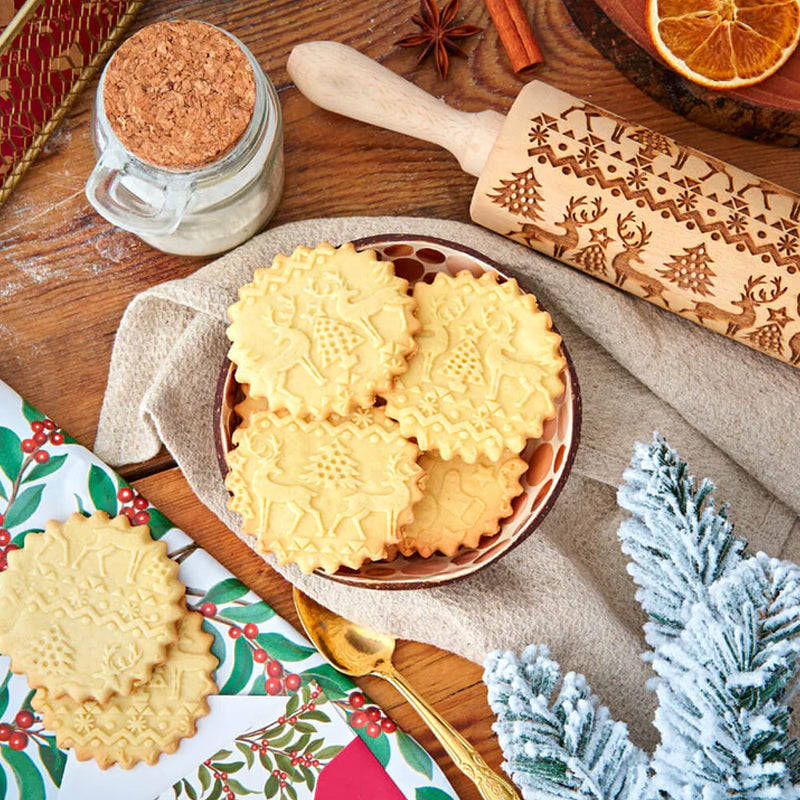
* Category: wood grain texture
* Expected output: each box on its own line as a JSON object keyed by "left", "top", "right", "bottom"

{"left": 2, "top": 0, "right": 800, "bottom": 795}
{"left": 563, "top": 0, "right": 800, "bottom": 145}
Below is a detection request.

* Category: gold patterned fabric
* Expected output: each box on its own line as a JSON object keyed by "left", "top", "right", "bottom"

{"left": 0, "top": 0, "right": 145, "bottom": 207}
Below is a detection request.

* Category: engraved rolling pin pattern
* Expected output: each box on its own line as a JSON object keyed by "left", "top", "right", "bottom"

{"left": 288, "top": 42, "right": 800, "bottom": 368}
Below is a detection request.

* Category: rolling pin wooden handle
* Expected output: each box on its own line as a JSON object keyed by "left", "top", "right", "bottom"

{"left": 287, "top": 41, "right": 504, "bottom": 177}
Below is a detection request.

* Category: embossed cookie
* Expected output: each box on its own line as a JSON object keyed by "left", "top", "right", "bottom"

{"left": 233, "top": 384, "right": 270, "bottom": 429}
{"left": 225, "top": 408, "right": 424, "bottom": 573}
{"left": 0, "top": 512, "right": 185, "bottom": 703}
{"left": 33, "top": 610, "right": 217, "bottom": 769}
{"left": 384, "top": 271, "right": 565, "bottom": 462}
{"left": 226, "top": 242, "right": 420, "bottom": 418}
{"left": 399, "top": 451, "right": 527, "bottom": 557}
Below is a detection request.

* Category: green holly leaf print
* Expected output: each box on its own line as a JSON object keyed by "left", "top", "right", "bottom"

{"left": 4, "top": 484, "right": 44, "bottom": 529}
{"left": 220, "top": 636, "right": 254, "bottom": 694}
{"left": 0, "top": 671, "right": 10, "bottom": 718}
{"left": 397, "top": 728, "right": 434, "bottom": 778}
{"left": 355, "top": 725, "right": 391, "bottom": 767}
{"left": 1, "top": 744, "right": 45, "bottom": 800}
{"left": 416, "top": 789, "right": 457, "bottom": 800}
{"left": 203, "top": 622, "right": 227, "bottom": 670}
{"left": 203, "top": 578, "right": 249, "bottom": 606}
{"left": 183, "top": 778, "right": 197, "bottom": 800}
{"left": 146, "top": 507, "right": 173, "bottom": 540}
{"left": 301, "top": 664, "right": 353, "bottom": 699}
{"left": 23, "top": 454, "right": 67, "bottom": 484}
{"left": 0, "top": 428, "right": 22, "bottom": 484}
{"left": 256, "top": 633, "right": 315, "bottom": 662}
{"left": 37, "top": 736, "right": 67, "bottom": 786}
{"left": 20, "top": 401, "right": 40, "bottom": 426}
{"left": 221, "top": 602, "right": 275, "bottom": 625}
{"left": 225, "top": 777, "right": 255, "bottom": 795}
{"left": 263, "top": 773, "right": 279, "bottom": 797}
{"left": 88, "top": 465, "right": 118, "bottom": 516}
{"left": 198, "top": 764, "right": 212, "bottom": 792}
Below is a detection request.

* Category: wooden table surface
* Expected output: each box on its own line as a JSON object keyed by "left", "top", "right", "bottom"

{"left": 2, "top": 1, "right": 800, "bottom": 797}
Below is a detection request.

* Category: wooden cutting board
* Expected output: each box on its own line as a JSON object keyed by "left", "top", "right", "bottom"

{"left": 562, "top": 0, "right": 800, "bottom": 147}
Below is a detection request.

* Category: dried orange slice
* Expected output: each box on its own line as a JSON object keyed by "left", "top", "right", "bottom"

{"left": 647, "top": 0, "right": 800, "bottom": 89}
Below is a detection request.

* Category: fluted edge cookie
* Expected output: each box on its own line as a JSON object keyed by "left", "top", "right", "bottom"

{"left": 384, "top": 270, "right": 565, "bottom": 462}
{"left": 226, "top": 242, "right": 421, "bottom": 419}
{"left": 32, "top": 610, "right": 217, "bottom": 769}
{"left": 0, "top": 511, "right": 185, "bottom": 703}
{"left": 225, "top": 408, "right": 424, "bottom": 574}
{"left": 399, "top": 450, "right": 527, "bottom": 557}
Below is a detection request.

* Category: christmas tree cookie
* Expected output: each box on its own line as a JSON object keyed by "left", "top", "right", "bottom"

{"left": 399, "top": 450, "right": 527, "bottom": 557}
{"left": 225, "top": 408, "right": 424, "bottom": 574}
{"left": 226, "top": 242, "right": 420, "bottom": 419}
{"left": 384, "top": 271, "right": 565, "bottom": 462}
{"left": 33, "top": 610, "right": 217, "bottom": 769}
{"left": 0, "top": 512, "right": 185, "bottom": 703}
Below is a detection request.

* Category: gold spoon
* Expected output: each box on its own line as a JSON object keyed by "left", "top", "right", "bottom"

{"left": 293, "top": 588, "right": 519, "bottom": 800}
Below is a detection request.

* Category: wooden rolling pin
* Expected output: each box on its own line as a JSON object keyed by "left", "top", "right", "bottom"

{"left": 288, "top": 41, "right": 800, "bottom": 368}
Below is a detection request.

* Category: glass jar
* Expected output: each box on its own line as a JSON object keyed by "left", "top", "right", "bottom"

{"left": 86, "top": 24, "right": 283, "bottom": 257}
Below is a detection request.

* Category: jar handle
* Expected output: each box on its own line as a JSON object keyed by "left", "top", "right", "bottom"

{"left": 85, "top": 148, "right": 193, "bottom": 236}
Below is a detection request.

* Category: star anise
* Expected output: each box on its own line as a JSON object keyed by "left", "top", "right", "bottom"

{"left": 395, "top": 0, "right": 483, "bottom": 80}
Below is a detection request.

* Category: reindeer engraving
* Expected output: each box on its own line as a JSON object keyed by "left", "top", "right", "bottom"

{"left": 699, "top": 159, "right": 735, "bottom": 193}
{"left": 788, "top": 293, "right": 800, "bottom": 365}
{"left": 261, "top": 299, "right": 325, "bottom": 388}
{"left": 420, "top": 295, "right": 465, "bottom": 382}
{"left": 682, "top": 276, "right": 787, "bottom": 336}
{"left": 610, "top": 213, "right": 668, "bottom": 307}
{"left": 561, "top": 103, "right": 603, "bottom": 133}
{"left": 739, "top": 178, "right": 779, "bottom": 211}
{"left": 515, "top": 196, "right": 606, "bottom": 258}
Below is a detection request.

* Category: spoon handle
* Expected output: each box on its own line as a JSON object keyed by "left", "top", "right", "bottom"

{"left": 383, "top": 666, "right": 520, "bottom": 800}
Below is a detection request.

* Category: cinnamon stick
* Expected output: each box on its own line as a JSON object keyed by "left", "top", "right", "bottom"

{"left": 483, "top": 0, "right": 544, "bottom": 74}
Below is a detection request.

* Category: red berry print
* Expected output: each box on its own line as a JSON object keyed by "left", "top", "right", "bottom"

{"left": 251, "top": 742, "right": 258, "bottom": 751}
{"left": 0, "top": 723, "right": 11, "bottom": 741}
{"left": 289, "top": 715, "right": 298, "bottom": 725}
{"left": 31, "top": 420, "right": 44, "bottom": 433}
{"left": 32, "top": 431, "right": 47, "bottom": 445}
{"left": 5, "top": 544, "right": 18, "bottom": 553}
{"left": 122, "top": 507, "right": 136, "bottom": 520}
{"left": 200, "top": 602, "right": 217, "bottom": 617}
{"left": 266, "top": 677, "right": 282, "bottom": 695}
{"left": 0, "top": 530, "right": 9, "bottom": 546}
{"left": 133, "top": 496, "right": 148, "bottom": 510}
{"left": 15, "top": 710, "right": 33, "bottom": 729}
{"left": 49, "top": 431, "right": 64, "bottom": 446}
{"left": 366, "top": 707, "right": 381, "bottom": 722}
{"left": 34, "top": 451, "right": 49, "bottom": 464}
{"left": 285, "top": 673, "right": 301, "bottom": 691}
{"left": 365, "top": 722, "right": 381, "bottom": 738}
{"left": 228, "top": 627, "right": 242, "bottom": 639}
{"left": 381, "top": 718, "right": 397, "bottom": 733}
{"left": 350, "top": 711, "right": 367, "bottom": 729}
{"left": 133, "top": 511, "right": 150, "bottom": 525}
{"left": 117, "top": 487, "right": 134, "bottom": 502}
{"left": 267, "top": 660, "right": 283, "bottom": 678}
{"left": 243, "top": 623, "right": 258, "bottom": 639}
{"left": 20, "top": 439, "right": 36, "bottom": 453}
{"left": 350, "top": 691, "right": 365, "bottom": 708}
{"left": 253, "top": 648, "right": 267, "bottom": 663}
{"left": 277, "top": 717, "right": 285, "bottom": 725}
{"left": 42, "top": 419, "right": 55, "bottom": 431}
{"left": 9, "top": 730, "right": 27, "bottom": 751}
{"left": 0, "top": 513, "right": 4, "bottom": 525}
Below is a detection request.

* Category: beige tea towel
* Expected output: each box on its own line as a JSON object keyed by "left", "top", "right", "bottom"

{"left": 95, "top": 216, "right": 800, "bottom": 749}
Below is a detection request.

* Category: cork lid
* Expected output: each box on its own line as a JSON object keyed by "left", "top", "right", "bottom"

{"left": 103, "top": 20, "right": 257, "bottom": 170}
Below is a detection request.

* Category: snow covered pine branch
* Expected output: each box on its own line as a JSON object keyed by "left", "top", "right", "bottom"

{"left": 484, "top": 434, "right": 800, "bottom": 799}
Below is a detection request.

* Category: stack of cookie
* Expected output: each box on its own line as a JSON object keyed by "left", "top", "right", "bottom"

{"left": 225, "top": 242, "right": 566, "bottom": 574}
{"left": 0, "top": 511, "right": 218, "bottom": 769}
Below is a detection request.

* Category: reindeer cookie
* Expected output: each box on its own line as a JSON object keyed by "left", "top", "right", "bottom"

{"left": 33, "top": 611, "right": 217, "bottom": 769}
{"left": 384, "top": 271, "right": 565, "bottom": 462}
{"left": 0, "top": 512, "right": 185, "bottom": 703}
{"left": 225, "top": 408, "right": 424, "bottom": 574}
{"left": 226, "top": 242, "right": 420, "bottom": 419}
{"left": 399, "top": 450, "right": 527, "bottom": 558}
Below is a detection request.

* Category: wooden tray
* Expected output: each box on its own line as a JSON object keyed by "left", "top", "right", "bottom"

{"left": 562, "top": 0, "right": 800, "bottom": 146}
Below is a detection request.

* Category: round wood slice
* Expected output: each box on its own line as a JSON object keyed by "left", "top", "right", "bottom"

{"left": 562, "top": 0, "right": 800, "bottom": 147}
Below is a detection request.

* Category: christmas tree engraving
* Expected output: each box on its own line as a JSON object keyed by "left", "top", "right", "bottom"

{"left": 488, "top": 168, "right": 545, "bottom": 221}
{"left": 746, "top": 306, "right": 793, "bottom": 357}
{"left": 627, "top": 128, "right": 672, "bottom": 160}
{"left": 573, "top": 227, "right": 612, "bottom": 276}
{"left": 300, "top": 440, "right": 361, "bottom": 491}
{"left": 658, "top": 243, "right": 716, "bottom": 296}
{"left": 312, "top": 316, "right": 362, "bottom": 369}
{"left": 28, "top": 624, "right": 75, "bottom": 677}
{"left": 438, "top": 338, "right": 485, "bottom": 388}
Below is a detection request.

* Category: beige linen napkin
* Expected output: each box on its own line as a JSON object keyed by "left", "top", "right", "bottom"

{"left": 95, "top": 216, "right": 800, "bottom": 749}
